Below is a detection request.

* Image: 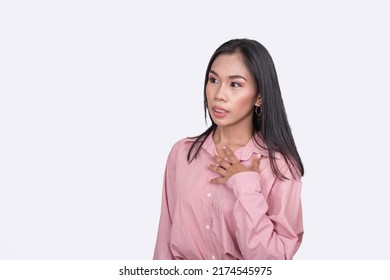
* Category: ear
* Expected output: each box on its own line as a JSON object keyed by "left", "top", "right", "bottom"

{"left": 255, "top": 95, "right": 262, "bottom": 107}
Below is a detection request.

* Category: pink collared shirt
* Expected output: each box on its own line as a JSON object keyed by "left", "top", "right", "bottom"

{"left": 153, "top": 134, "right": 303, "bottom": 260}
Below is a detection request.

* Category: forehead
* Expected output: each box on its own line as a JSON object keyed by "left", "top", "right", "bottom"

{"left": 211, "top": 52, "right": 250, "bottom": 76}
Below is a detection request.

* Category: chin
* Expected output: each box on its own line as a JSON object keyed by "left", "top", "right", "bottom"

{"left": 212, "top": 120, "right": 231, "bottom": 127}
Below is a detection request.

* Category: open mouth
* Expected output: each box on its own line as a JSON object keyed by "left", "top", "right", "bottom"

{"left": 211, "top": 106, "right": 229, "bottom": 118}
{"left": 213, "top": 108, "right": 228, "bottom": 113}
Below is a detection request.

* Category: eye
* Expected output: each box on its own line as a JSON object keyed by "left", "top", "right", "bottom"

{"left": 231, "top": 82, "right": 241, "bottom": 88}
{"left": 209, "top": 77, "right": 218, "bottom": 84}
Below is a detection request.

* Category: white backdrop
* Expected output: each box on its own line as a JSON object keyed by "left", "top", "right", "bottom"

{"left": 1, "top": 0, "right": 389, "bottom": 259}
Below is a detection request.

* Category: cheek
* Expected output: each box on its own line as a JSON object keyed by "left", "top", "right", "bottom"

{"left": 235, "top": 94, "right": 257, "bottom": 110}
{"left": 205, "top": 86, "right": 212, "bottom": 103}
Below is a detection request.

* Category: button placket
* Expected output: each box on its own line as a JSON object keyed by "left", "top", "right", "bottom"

{"left": 205, "top": 181, "right": 215, "bottom": 259}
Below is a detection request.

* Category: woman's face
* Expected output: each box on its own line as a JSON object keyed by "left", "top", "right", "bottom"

{"left": 206, "top": 52, "right": 261, "bottom": 130}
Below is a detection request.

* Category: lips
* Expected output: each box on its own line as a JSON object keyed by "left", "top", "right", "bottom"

{"left": 212, "top": 106, "right": 228, "bottom": 112}
{"left": 211, "top": 106, "right": 229, "bottom": 118}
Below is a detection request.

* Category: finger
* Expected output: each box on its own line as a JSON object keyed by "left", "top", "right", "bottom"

{"left": 223, "top": 146, "right": 240, "bottom": 164}
{"left": 209, "top": 177, "right": 227, "bottom": 185}
{"left": 218, "top": 147, "right": 228, "bottom": 160}
{"left": 208, "top": 164, "right": 228, "bottom": 176}
{"left": 252, "top": 154, "right": 261, "bottom": 172}
{"left": 212, "top": 155, "right": 231, "bottom": 170}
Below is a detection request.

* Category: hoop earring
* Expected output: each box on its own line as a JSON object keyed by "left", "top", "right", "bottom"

{"left": 255, "top": 106, "right": 262, "bottom": 116}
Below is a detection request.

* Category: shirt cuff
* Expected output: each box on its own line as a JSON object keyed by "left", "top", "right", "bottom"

{"left": 226, "top": 171, "right": 261, "bottom": 197}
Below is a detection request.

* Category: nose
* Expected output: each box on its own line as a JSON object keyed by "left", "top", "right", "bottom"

{"left": 214, "top": 84, "right": 227, "bottom": 102}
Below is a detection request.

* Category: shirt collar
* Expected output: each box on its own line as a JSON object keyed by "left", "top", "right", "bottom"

{"left": 186, "top": 132, "right": 269, "bottom": 161}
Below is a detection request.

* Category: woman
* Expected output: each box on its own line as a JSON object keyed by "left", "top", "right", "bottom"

{"left": 153, "top": 38, "right": 304, "bottom": 260}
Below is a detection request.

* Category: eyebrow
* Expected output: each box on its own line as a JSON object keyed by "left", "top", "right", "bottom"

{"left": 209, "top": 69, "right": 247, "bottom": 81}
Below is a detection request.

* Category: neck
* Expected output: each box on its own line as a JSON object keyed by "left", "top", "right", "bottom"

{"left": 213, "top": 124, "right": 253, "bottom": 151}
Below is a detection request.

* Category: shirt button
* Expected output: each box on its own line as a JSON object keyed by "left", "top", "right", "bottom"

{"left": 211, "top": 255, "right": 216, "bottom": 260}
{"left": 205, "top": 225, "right": 210, "bottom": 230}
{"left": 207, "top": 192, "right": 211, "bottom": 198}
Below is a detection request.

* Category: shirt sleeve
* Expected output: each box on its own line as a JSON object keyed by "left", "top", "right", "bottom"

{"left": 153, "top": 144, "right": 179, "bottom": 260}
{"left": 226, "top": 165, "right": 304, "bottom": 260}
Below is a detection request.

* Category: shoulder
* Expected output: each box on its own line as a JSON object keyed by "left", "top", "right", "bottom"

{"left": 273, "top": 154, "right": 302, "bottom": 182}
{"left": 253, "top": 134, "right": 301, "bottom": 180}
{"left": 260, "top": 150, "right": 301, "bottom": 182}
{"left": 166, "top": 137, "right": 194, "bottom": 162}
{"left": 170, "top": 137, "right": 194, "bottom": 152}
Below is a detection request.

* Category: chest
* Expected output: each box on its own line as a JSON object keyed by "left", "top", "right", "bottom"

{"left": 172, "top": 154, "right": 236, "bottom": 213}
{"left": 171, "top": 148, "right": 276, "bottom": 214}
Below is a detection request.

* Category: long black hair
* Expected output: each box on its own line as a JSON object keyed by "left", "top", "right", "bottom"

{"left": 187, "top": 38, "right": 304, "bottom": 180}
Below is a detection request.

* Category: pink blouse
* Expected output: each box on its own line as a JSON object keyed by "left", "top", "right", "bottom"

{"left": 153, "top": 134, "right": 303, "bottom": 260}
